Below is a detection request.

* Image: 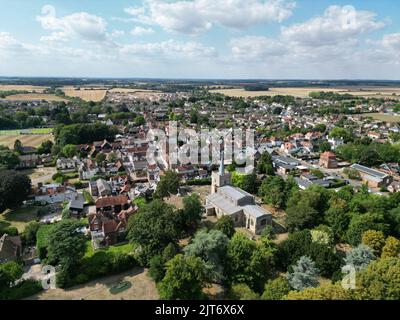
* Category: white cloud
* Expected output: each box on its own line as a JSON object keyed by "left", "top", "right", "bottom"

{"left": 230, "top": 36, "right": 287, "bottom": 60}
{"left": 37, "top": 5, "right": 108, "bottom": 42}
{"left": 380, "top": 33, "right": 400, "bottom": 51}
{"left": 281, "top": 5, "right": 385, "bottom": 47}
{"left": 119, "top": 39, "right": 217, "bottom": 59}
{"left": 125, "top": 0, "right": 296, "bottom": 34}
{"left": 130, "top": 26, "right": 155, "bottom": 36}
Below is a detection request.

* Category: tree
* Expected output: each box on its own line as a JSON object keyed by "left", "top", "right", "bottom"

{"left": 231, "top": 172, "right": 258, "bottom": 194}
{"left": 381, "top": 236, "right": 400, "bottom": 258}
{"left": 37, "top": 140, "right": 53, "bottom": 155}
{"left": 308, "top": 242, "right": 341, "bottom": 278}
{"left": 180, "top": 193, "right": 202, "bottom": 234}
{"left": 357, "top": 257, "right": 400, "bottom": 299}
{"left": 13, "top": 139, "right": 23, "bottom": 154}
{"left": 259, "top": 176, "right": 287, "bottom": 209}
{"left": 46, "top": 220, "right": 86, "bottom": 273}
{"left": 276, "top": 230, "right": 312, "bottom": 270}
{"left": 184, "top": 229, "right": 228, "bottom": 282}
{"left": 286, "top": 256, "right": 319, "bottom": 291}
{"left": 286, "top": 203, "right": 319, "bottom": 232}
{"left": 310, "top": 225, "right": 334, "bottom": 246}
{"left": 95, "top": 152, "right": 106, "bottom": 165}
{"left": 22, "top": 221, "right": 41, "bottom": 244}
{"left": 127, "top": 200, "right": 180, "bottom": 265}
{"left": 0, "top": 261, "right": 23, "bottom": 297}
{"left": 62, "top": 144, "right": 77, "bottom": 158}
{"left": 230, "top": 283, "right": 259, "bottom": 300}
{"left": 361, "top": 230, "right": 385, "bottom": 256}
{"left": 214, "top": 216, "right": 235, "bottom": 238}
{"left": 134, "top": 115, "right": 146, "bottom": 126}
{"left": 325, "top": 200, "right": 351, "bottom": 242}
{"left": 343, "top": 244, "right": 375, "bottom": 272}
{"left": 318, "top": 141, "right": 331, "bottom": 153}
{"left": 0, "top": 170, "right": 31, "bottom": 211}
{"left": 346, "top": 213, "right": 389, "bottom": 246}
{"left": 158, "top": 254, "right": 209, "bottom": 300}
{"left": 226, "top": 233, "right": 275, "bottom": 292}
{"left": 154, "top": 170, "right": 180, "bottom": 199}
{"left": 261, "top": 277, "right": 291, "bottom": 300}
{"left": 257, "top": 152, "right": 274, "bottom": 175}
{"left": 284, "top": 283, "right": 352, "bottom": 300}
{"left": 149, "top": 243, "right": 179, "bottom": 283}
{"left": 0, "top": 150, "right": 20, "bottom": 170}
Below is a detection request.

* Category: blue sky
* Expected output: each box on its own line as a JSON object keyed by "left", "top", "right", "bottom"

{"left": 0, "top": 0, "right": 399, "bottom": 79}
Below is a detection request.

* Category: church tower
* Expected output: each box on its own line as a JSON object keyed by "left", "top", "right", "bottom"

{"left": 211, "top": 144, "right": 231, "bottom": 194}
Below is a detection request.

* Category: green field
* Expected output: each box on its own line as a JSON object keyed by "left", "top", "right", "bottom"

{"left": 0, "top": 128, "right": 53, "bottom": 135}
{"left": 363, "top": 113, "right": 400, "bottom": 123}
{"left": 84, "top": 241, "right": 133, "bottom": 258}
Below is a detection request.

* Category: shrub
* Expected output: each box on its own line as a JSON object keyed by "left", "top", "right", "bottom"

{"left": 36, "top": 224, "right": 54, "bottom": 259}
{"left": 4, "top": 280, "right": 42, "bottom": 300}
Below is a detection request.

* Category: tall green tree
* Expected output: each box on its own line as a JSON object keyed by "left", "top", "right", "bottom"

{"left": 158, "top": 254, "right": 209, "bottom": 300}
{"left": 154, "top": 170, "right": 180, "bottom": 199}
{"left": 0, "top": 170, "right": 31, "bottom": 211}
{"left": 127, "top": 200, "right": 180, "bottom": 265}
{"left": 286, "top": 256, "right": 319, "bottom": 291}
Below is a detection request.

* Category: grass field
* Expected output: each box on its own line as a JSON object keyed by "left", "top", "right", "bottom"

{"left": 211, "top": 87, "right": 400, "bottom": 99}
{"left": 363, "top": 113, "right": 400, "bottom": 123}
{"left": 0, "top": 85, "right": 49, "bottom": 93}
{"left": 0, "top": 206, "right": 39, "bottom": 232}
{"left": 3, "top": 93, "right": 68, "bottom": 102}
{"left": 62, "top": 86, "right": 107, "bottom": 102}
{"left": 0, "top": 134, "right": 53, "bottom": 148}
{"left": 84, "top": 241, "right": 134, "bottom": 258}
{"left": 0, "top": 128, "right": 53, "bottom": 135}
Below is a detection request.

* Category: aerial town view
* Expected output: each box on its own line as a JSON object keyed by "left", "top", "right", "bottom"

{"left": 1, "top": 0, "right": 400, "bottom": 310}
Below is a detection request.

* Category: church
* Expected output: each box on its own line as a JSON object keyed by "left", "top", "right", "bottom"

{"left": 205, "top": 149, "right": 273, "bottom": 235}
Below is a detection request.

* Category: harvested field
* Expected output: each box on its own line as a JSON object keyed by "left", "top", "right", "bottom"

{"left": 0, "top": 85, "right": 48, "bottom": 93}
{"left": 211, "top": 87, "right": 400, "bottom": 99}
{"left": 210, "top": 87, "right": 343, "bottom": 98}
{"left": 27, "top": 268, "right": 159, "bottom": 300}
{"left": 363, "top": 113, "right": 400, "bottom": 123}
{"left": 109, "top": 88, "right": 161, "bottom": 94}
{"left": 61, "top": 86, "right": 107, "bottom": 102}
{"left": 3, "top": 93, "right": 68, "bottom": 102}
{"left": 0, "top": 134, "right": 53, "bottom": 148}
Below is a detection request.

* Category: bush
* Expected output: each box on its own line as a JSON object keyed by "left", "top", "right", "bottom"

{"left": 3, "top": 279, "right": 42, "bottom": 300}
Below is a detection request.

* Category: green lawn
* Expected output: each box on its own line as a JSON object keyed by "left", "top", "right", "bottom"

{"left": 0, "top": 206, "right": 40, "bottom": 232}
{"left": 0, "top": 128, "right": 53, "bottom": 135}
{"left": 84, "top": 241, "right": 133, "bottom": 258}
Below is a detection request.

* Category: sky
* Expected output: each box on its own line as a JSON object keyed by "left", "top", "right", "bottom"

{"left": 0, "top": 0, "right": 399, "bottom": 79}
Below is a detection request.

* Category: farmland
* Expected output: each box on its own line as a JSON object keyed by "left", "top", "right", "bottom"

{"left": 363, "top": 113, "right": 400, "bottom": 123}
{"left": 61, "top": 86, "right": 107, "bottom": 102}
{"left": 2, "top": 93, "right": 68, "bottom": 102}
{"left": 211, "top": 86, "right": 400, "bottom": 99}
{"left": 0, "top": 133, "right": 53, "bottom": 148}
{"left": 0, "top": 85, "right": 49, "bottom": 93}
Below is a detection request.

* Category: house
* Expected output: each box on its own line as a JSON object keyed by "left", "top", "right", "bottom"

{"left": 327, "top": 136, "right": 344, "bottom": 150}
{"left": 350, "top": 164, "right": 393, "bottom": 188}
{"left": 78, "top": 161, "right": 99, "bottom": 180}
{"left": 88, "top": 195, "right": 136, "bottom": 248}
{"left": 205, "top": 151, "right": 272, "bottom": 235}
{"left": 96, "top": 179, "right": 112, "bottom": 197}
{"left": 34, "top": 183, "right": 77, "bottom": 204}
{"left": 368, "top": 132, "right": 381, "bottom": 140}
{"left": 0, "top": 234, "right": 22, "bottom": 263}
{"left": 272, "top": 156, "right": 300, "bottom": 175}
{"left": 67, "top": 193, "right": 86, "bottom": 218}
{"left": 17, "top": 154, "right": 41, "bottom": 169}
{"left": 319, "top": 151, "right": 338, "bottom": 169}
{"left": 56, "top": 157, "right": 76, "bottom": 170}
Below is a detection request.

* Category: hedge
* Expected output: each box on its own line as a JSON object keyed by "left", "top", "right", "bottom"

{"left": 2, "top": 279, "right": 42, "bottom": 300}
{"left": 185, "top": 178, "right": 211, "bottom": 185}
{"left": 59, "top": 250, "right": 137, "bottom": 288}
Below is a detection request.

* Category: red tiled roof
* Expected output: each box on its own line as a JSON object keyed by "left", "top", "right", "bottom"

{"left": 95, "top": 195, "right": 128, "bottom": 208}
